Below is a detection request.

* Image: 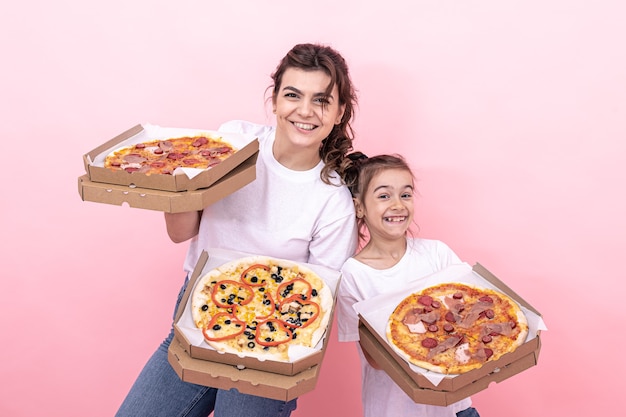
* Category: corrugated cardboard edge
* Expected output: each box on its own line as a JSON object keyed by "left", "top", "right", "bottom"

{"left": 168, "top": 337, "right": 320, "bottom": 401}
{"left": 172, "top": 250, "right": 339, "bottom": 376}
{"left": 358, "top": 262, "right": 543, "bottom": 392}
{"left": 78, "top": 153, "right": 257, "bottom": 213}
{"left": 358, "top": 323, "right": 540, "bottom": 406}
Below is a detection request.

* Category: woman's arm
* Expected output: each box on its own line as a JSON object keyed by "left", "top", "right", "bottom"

{"left": 164, "top": 211, "right": 202, "bottom": 243}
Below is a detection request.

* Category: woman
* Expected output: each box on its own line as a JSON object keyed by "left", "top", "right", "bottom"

{"left": 115, "top": 43, "right": 359, "bottom": 417}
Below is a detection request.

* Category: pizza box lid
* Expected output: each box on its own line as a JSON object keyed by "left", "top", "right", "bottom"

{"left": 168, "top": 336, "right": 320, "bottom": 402}
{"left": 77, "top": 153, "right": 257, "bottom": 213}
{"left": 354, "top": 262, "right": 547, "bottom": 392}
{"left": 82, "top": 124, "right": 259, "bottom": 192}
{"left": 173, "top": 249, "right": 342, "bottom": 376}
{"left": 358, "top": 321, "right": 541, "bottom": 406}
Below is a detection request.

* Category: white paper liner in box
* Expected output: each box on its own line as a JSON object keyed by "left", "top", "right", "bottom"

{"left": 354, "top": 262, "right": 548, "bottom": 386}
{"left": 89, "top": 124, "right": 257, "bottom": 179}
{"left": 176, "top": 248, "right": 341, "bottom": 363}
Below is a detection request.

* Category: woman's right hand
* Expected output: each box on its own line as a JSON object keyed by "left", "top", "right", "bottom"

{"left": 164, "top": 211, "right": 202, "bottom": 243}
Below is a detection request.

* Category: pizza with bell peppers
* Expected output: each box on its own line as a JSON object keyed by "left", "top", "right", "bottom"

{"left": 190, "top": 256, "right": 333, "bottom": 361}
{"left": 104, "top": 134, "right": 235, "bottom": 175}
{"left": 386, "top": 282, "right": 528, "bottom": 374}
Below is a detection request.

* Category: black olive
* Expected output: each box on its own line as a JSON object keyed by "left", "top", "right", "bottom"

{"left": 201, "top": 305, "right": 209, "bottom": 311}
{"left": 312, "top": 289, "right": 318, "bottom": 297}
{"left": 248, "top": 342, "right": 255, "bottom": 348}
{"left": 213, "top": 324, "right": 221, "bottom": 331}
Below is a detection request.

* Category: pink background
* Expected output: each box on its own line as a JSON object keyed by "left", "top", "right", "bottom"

{"left": 1, "top": 1, "right": 624, "bottom": 416}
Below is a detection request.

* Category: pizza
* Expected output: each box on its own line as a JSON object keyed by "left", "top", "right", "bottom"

{"left": 190, "top": 256, "right": 333, "bottom": 361}
{"left": 104, "top": 135, "right": 236, "bottom": 175}
{"left": 386, "top": 282, "right": 528, "bottom": 374}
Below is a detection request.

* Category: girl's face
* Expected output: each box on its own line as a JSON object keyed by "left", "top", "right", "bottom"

{"left": 356, "top": 168, "right": 415, "bottom": 242}
{"left": 272, "top": 67, "right": 345, "bottom": 157}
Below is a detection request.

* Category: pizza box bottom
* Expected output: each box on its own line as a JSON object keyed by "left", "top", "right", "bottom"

{"left": 357, "top": 263, "right": 543, "bottom": 393}
{"left": 172, "top": 250, "right": 340, "bottom": 376}
{"left": 168, "top": 336, "right": 320, "bottom": 402}
{"left": 78, "top": 153, "right": 257, "bottom": 213}
{"left": 358, "top": 323, "right": 541, "bottom": 406}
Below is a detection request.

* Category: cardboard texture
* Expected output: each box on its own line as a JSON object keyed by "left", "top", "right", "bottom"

{"left": 78, "top": 153, "right": 257, "bottom": 213}
{"left": 83, "top": 124, "right": 259, "bottom": 192}
{"left": 357, "top": 263, "right": 543, "bottom": 400}
{"left": 358, "top": 323, "right": 541, "bottom": 406}
{"left": 172, "top": 249, "right": 340, "bottom": 376}
{"left": 168, "top": 337, "right": 320, "bottom": 402}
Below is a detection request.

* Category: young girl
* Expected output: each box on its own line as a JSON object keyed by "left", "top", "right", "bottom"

{"left": 115, "top": 43, "right": 359, "bottom": 417}
{"left": 336, "top": 154, "right": 480, "bottom": 417}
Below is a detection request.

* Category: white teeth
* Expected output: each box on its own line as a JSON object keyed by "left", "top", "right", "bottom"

{"left": 384, "top": 216, "right": 406, "bottom": 222}
{"left": 294, "top": 122, "right": 315, "bottom": 130}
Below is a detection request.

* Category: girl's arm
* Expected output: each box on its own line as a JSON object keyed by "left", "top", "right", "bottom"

{"left": 164, "top": 211, "right": 202, "bottom": 243}
{"left": 359, "top": 340, "right": 382, "bottom": 370}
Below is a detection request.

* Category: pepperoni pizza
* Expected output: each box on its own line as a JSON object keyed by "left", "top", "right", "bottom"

{"left": 104, "top": 135, "right": 235, "bottom": 175}
{"left": 386, "top": 283, "right": 528, "bottom": 374}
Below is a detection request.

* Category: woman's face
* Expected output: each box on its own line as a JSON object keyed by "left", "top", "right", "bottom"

{"left": 356, "top": 168, "right": 415, "bottom": 242}
{"left": 272, "top": 67, "right": 345, "bottom": 157}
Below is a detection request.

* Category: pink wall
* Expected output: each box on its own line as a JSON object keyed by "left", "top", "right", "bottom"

{"left": 2, "top": 1, "right": 624, "bottom": 416}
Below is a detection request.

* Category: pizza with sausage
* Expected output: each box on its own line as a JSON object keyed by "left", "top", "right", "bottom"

{"left": 104, "top": 135, "right": 235, "bottom": 175}
{"left": 190, "top": 256, "right": 333, "bottom": 361}
{"left": 386, "top": 282, "right": 528, "bottom": 374}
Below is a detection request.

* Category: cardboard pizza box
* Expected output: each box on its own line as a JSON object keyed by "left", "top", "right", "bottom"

{"left": 82, "top": 124, "right": 259, "bottom": 192}
{"left": 355, "top": 263, "right": 545, "bottom": 394}
{"left": 172, "top": 249, "right": 341, "bottom": 376}
{"left": 358, "top": 322, "right": 541, "bottom": 406}
{"left": 168, "top": 336, "right": 319, "bottom": 402}
{"left": 78, "top": 153, "right": 257, "bottom": 213}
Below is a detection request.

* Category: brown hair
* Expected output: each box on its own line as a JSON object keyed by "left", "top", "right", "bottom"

{"left": 270, "top": 43, "right": 358, "bottom": 184}
{"left": 343, "top": 153, "right": 415, "bottom": 241}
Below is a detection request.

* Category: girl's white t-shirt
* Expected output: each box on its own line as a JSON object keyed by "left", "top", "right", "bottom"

{"left": 336, "top": 238, "right": 472, "bottom": 417}
{"left": 183, "top": 120, "right": 358, "bottom": 274}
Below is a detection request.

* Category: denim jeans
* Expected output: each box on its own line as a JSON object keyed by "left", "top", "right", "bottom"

{"left": 457, "top": 407, "right": 480, "bottom": 417}
{"left": 115, "top": 277, "right": 298, "bottom": 417}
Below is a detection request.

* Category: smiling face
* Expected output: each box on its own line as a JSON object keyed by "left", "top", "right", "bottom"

{"left": 356, "top": 168, "right": 415, "bottom": 242}
{"left": 272, "top": 67, "right": 345, "bottom": 169}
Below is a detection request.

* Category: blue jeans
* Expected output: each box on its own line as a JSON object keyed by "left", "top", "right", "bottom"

{"left": 457, "top": 407, "right": 480, "bottom": 417}
{"left": 115, "top": 278, "right": 298, "bottom": 417}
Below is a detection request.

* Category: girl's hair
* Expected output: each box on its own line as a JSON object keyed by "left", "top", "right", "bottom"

{"left": 343, "top": 153, "right": 415, "bottom": 240}
{"left": 270, "top": 43, "right": 358, "bottom": 184}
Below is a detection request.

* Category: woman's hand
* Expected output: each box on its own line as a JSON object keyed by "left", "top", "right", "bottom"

{"left": 164, "top": 211, "right": 202, "bottom": 243}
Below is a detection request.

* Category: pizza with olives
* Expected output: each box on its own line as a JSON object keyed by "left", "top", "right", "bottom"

{"left": 104, "top": 134, "right": 235, "bottom": 175}
{"left": 190, "top": 256, "right": 333, "bottom": 361}
{"left": 386, "top": 282, "right": 528, "bottom": 374}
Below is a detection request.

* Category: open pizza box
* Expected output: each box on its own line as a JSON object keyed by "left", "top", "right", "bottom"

{"left": 355, "top": 263, "right": 547, "bottom": 399}
{"left": 172, "top": 248, "right": 342, "bottom": 377}
{"left": 83, "top": 123, "right": 259, "bottom": 192}
{"left": 168, "top": 336, "right": 320, "bottom": 402}
{"left": 78, "top": 153, "right": 257, "bottom": 213}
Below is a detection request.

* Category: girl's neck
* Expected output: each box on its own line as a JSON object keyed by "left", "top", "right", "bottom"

{"left": 355, "top": 236, "right": 407, "bottom": 270}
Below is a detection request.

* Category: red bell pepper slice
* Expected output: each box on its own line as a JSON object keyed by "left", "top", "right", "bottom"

{"left": 255, "top": 319, "right": 293, "bottom": 347}
{"left": 211, "top": 280, "right": 254, "bottom": 308}
{"left": 278, "top": 295, "right": 320, "bottom": 328}
{"left": 202, "top": 312, "right": 246, "bottom": 342}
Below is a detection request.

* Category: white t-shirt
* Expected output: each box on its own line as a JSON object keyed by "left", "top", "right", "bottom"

{"left": 336, "top": 238, "right": 472, "bottom": 417}
{"left": 183, "top": 120, "right": 358, "bottom": 274}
